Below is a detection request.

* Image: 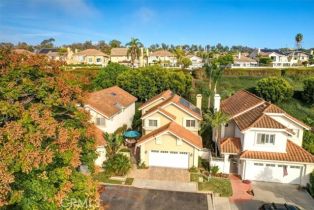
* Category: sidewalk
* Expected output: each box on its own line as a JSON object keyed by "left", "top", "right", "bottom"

{"left": 132, "top": 178, "right": 197, "bottom": 192}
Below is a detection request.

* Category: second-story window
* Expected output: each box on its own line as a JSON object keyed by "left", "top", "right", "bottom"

{"left": 148, "top": 119, "right": 158, "bottom": 127}
{"left": 96, "top": 117, "right": 106, "bottom": 126}
{"left": 257, "top": 133, "right": 275, "bottom": 145}
{"left": 186, "top": 119, "right": 196, "bottom": 128}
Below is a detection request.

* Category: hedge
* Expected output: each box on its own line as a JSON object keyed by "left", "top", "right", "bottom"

{"left": 223, "top": 68, "right": 314, "bottom": 77}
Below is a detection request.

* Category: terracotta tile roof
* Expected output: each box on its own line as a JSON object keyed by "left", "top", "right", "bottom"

{"left": 136, "top": 122, "right": 203, "bottom": 149}
{"left": 240, "top": 140, "right": 314, "bottom": 163}
{"left": 110, "top": 48, "right": 128, "bottom": 56}
{"left": 141, "top": 107, "right": 176, "bottom": 120}
{"left": 84, "top": 86, "right": 137, "bottom": 118}
{"left": 222, "top": 90, "right": 310, "bottom": 130}
{"left": 93, "top": 126, "right": 107, "bottom": 146}
{"left": 139, "top": 90, "right": 173, "bottom": 110}
{"left": 75, "top": 49, "right": 109, "bottom": 57}
{"left": 13, "top": 49, "right": 34, "bottom": 55}
{"left": 221, "top": 90, "right": 264, "bottom": 117}
{"left": 150, "top": 50, "right": 174, "bottom": 57}
{"left": 220, "top": 137, "right": 241, "bottom": 154}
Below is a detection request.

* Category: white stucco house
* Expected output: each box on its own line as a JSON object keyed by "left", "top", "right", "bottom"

{"left": 186, "top": 55, "right": 204, "bottom": 70}
{"left": 148, "top": 50, "right": 177, "bottom": 67}
{"left": 231, "top": 53, "right": 258, "bottom": 68}
{"left": 288, "top": 51, "right": 310, "bottom": 65}
{"left": 84, "top": 86, "right": 137, "bottom": 166}
{"left": 250, "top": 49, "right": 291, "bottom": 67}
{"left": 210, "top": 90, "right": 314, "bottom": 186}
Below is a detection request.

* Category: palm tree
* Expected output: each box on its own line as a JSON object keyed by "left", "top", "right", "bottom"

{"left": 201, "top": 111, "right": 229, "bottom": 156}
{"left": 295, "top": 33, "right": 303, "bottom": 49}
{"left": 104, "top": 133, "right": 124, "bottom": 159}
{"left": 126, "top": 38, "right": 143, "bottom": 68}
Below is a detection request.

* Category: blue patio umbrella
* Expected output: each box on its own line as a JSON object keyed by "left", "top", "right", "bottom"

{"left": 123, "top": 130, "right": 141, "bottom": 139}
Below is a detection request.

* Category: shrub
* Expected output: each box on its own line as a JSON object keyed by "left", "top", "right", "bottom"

{"left": 303, "top": 131, "right": 314, "bottom": 155}
{"left": 302, "top": 77, "right": 314, "bottom": 105}
{"left": 103, "top": 154, "right": 131, "bottom": 176}
{"left": 223, "top": 68, "right": 280, "bottom": 77}
{"left": 309, "top": 170, "right": 314, "bottom": 196}
{"left": 256, "top": 77, "right": 293, "bottom": 103}
{"left": 137, "top": 162, "right": 148, "bottom": 169}
{"left": 210, "top": 166, "right": 219, "bottom": 176}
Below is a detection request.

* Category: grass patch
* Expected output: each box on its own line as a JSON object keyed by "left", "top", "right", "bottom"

{"left": 125, "top": 178, "right": 134, "bottom": 185}
{"left": 198, "top": 177, "right": 232, "bottom": 197}
{"left": 190, "top": 173, "right": 200, "bottom": 182}
{"left": 119, "top": 148, "right": 130, "bottom": 153}
{"left": 278, "top": 98, "right": 314, "bottom": 123}
{"left": 92, "top": 172, "right": 123, "bottom": 184}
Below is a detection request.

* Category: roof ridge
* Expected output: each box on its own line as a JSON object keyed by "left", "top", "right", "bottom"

{"left": 241, "top": 90, "right": 265, "bottom": 102}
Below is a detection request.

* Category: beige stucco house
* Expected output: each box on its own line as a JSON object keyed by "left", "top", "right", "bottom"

{"left": 67, "top": 48, "right": 109, "bottom": 66}
{"left": 135, "top": 90, "right": 203, "bottom": 169}
{"left": 148, "top": 50, "right": 177, "bottom": 67}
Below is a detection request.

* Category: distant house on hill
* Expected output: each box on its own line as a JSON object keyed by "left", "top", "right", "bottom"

{"left": 231, "top": 53, "right": 257, "bottom": 68}
{"left": 148, "top": 50, "right": 177, "bottom": 67}
{"left": 250, "top": 49, "right": 291, "bottom": 67}
{"left": 36, "top": 48, "right": 65, "bottom": 61}
{"left": 110, "top": 47, "right": 132, "bottom": 66}
{"left": 68, "top": 48, "right": 109, "bottom": 66}
{"left": 186, "top": 55, "right": 204, "bottom": 70}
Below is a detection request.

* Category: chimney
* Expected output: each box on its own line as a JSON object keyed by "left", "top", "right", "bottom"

{"left": 196, "top": 94, "right": 202, "bottom": 110}
{"left": 257, "top": 48, "right": 261, "bottom": 55}
{"left": 311, "top": 50, "right": 313, "bottom": 55}
{"left": 214, "top": 94, "right": 221, "bottom": 112}
{"left": 238, "top": 52, "right": 241, "bottom": 59}
{"left": 139, "top": 47, "right": 144, "bottom": 67}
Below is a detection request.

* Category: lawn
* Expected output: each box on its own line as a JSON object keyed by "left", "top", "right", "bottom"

{"left": 198, "top": 177, "right": 233, "bottom": 197}
{"left": 92, "top": 172, "right": 123, "bottom": 184}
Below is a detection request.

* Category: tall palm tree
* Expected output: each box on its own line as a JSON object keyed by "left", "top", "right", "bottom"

{"left": 126, "top": 38, "right": 143, "bottom": 68}
{"left": 295, "top": 33, "right": 303, "bottom": 49}
{"left": 201, "top": 111, "right": 229, "bottom": 156}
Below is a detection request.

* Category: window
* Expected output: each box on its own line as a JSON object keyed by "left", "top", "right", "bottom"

{"left": 290, "top": 166, "right": 301, "bottom": 169}
{"left": 293, "top": 129, "right": 299, "bottom": 138}
{"left": 254, "top": 163, "right": 264, "bottom": 166}
{"left": 96, "top": 117, "right": 105, "bottom": 126}
{"left": 186, "top": 119, "right": 196, "bottom": 128}
{"left": 96, "top": 58, "right": 101, "bottom": 63}
{"left": 148, "top": 119, "right": 158, "bottom": 127}
{"left": 266, "top": 164, "right": 275, "bottom": 167}
{"left": 257, "top": 134, "right": 275, "bottom": 145}
{"left": 88, "top": 58, "right": 93, "bottom": 62}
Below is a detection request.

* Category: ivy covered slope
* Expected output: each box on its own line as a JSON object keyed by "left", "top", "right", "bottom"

{"left": 0, "top": 48, "right": 98, "bottom": 209}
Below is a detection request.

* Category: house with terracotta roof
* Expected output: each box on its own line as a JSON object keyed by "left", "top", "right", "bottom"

{"left": 186, "top": 55, "right": 204, "bottom": 70}
{"left": 211, "top": 90, "right": 313, "bottom": 186}
{"left": 135, "top": 90, "right": 203, "bottom": 169}
{"left": 68, "top": 48, "right": 109, "bottom": 66}
{"left": 250, "top": 49, "right": 291, "bottom": 67}
{"left": 84, "top": 86, "right": 137, "bottom": 166}
{"left": 148, "top": 50, "right": 177, "bottom": 67}
{"left": 231, "top": 53, "right": 258, "bottom": 68}
{"left": 110, "top": 47, "right": 132, "bottom": 66}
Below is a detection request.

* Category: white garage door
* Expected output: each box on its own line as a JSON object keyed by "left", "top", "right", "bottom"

{"left": 246, "top": 162, "right": 302, "bottom": 184}
{"left": 149, "top": 150, "right": 189, "bottom": 169}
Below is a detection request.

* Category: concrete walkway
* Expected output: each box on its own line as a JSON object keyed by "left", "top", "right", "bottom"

{"left": 215, "top": 197, "right": 231, "bottom": 210}
{"left": 133, "top": 178, "right": 198, "bottom": 192}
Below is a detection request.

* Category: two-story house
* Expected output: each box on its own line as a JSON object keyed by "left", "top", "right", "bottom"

{"left": 84, "top": 86, "right": 137, "bottom": 166}
{"left": 186, "top": 55, "right": 204, "bottom": 70}
{"left": 231, "top": 53, "right": 258, "bottom": 68}
{"left": 250, "top": 49, "right": 291, "bottom": 67}
{"left": 210, "top": 90, "right": 314, "bottom": 186}
{"left": 148, "top": 50, "right": 177, "bottom": 67}
{"left": 135, "top": 90, "right": 203, "bottom": 169}
{"left": 69, "top": 48, "right": 109, "bottom": 66}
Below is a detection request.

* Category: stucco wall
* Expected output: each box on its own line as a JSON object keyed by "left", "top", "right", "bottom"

{"left": 242, "top": 129, "right": 287, "bottom": 152}
{"left": 139, "top": 132, "right": 199, "bottom": 168}
{"left": 85, "top": 102, "right": 135, "bottom": 134}
{"left": 143, "top": 112, "right": 171, "bottom": 135}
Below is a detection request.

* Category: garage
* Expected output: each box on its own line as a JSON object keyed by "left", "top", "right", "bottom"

{"left": 244, "top": 161, "right": 302, "bottom": 184}
{"left": 149, "top": 150, "right": 189, "bottom": 169}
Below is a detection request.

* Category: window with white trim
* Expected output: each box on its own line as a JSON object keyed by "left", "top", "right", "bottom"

{"left": 185, "top": 119, "right": 196, "bottom": 128}
{"left": 257, "top": 133, "right": 275, "bottom": 145}
{"left": 266, "top": 164, "right": 275, "bottom": 167}
{"left": 96, "top": 117, "right": 105, "bottom": 126}
{"left": 254, "top": 163, "right": 263, "bottom": 166}
{"left": 148, "top": 119, "right": 158, "bottom": 127}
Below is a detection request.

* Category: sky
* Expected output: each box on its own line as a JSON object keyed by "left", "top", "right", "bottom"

{"left": 1, "top": 0, "right": 314, "bottom": 48}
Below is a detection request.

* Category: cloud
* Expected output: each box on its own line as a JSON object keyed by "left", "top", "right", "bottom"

{"left": 135, "top": 7, "right": 155, "bottom": 23}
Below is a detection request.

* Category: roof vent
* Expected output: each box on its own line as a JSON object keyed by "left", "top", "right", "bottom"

{"left": 111, "top": 92, "right": 117, "bottom": 96}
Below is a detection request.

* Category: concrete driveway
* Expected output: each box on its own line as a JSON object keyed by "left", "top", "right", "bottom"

{"left": 100, "top": 185, "right": 209, "bottom": 210}
{"left": 128, "top": 167, "right": 190, "bottom": 182}
{"left": 230, "top": 182, "right": 314, "bottom": 210}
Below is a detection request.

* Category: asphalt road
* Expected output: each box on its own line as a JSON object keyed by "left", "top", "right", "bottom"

{"left": 100, "top": 185, "right": 208, "bottom": 210}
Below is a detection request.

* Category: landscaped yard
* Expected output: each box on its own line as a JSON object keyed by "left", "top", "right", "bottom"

{"left": 198, "top": 177, "right": 233, "bottom": 197}
{"left": 92, "top": 172, "right": 123, "bottom": 184}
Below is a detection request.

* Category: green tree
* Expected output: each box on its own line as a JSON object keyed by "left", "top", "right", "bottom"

{"left": 202, "top": 111, "right": 229, "bottom": 155}
{"left": 103, "top": 154, "right": 131, "bottom": 176}
{"left": 302, "top": 77, "right": 314, "bottom": 105}
{"left": 39, "top": 38, "right": 55, "bottom": 48}
{"left": 256, "top": 77, "right": 293, "bottom": 103}
{"left": 181, "top": 57, "right": 192, "bottom": 69}
{"left": 295, "top": 33, "right": 303, "bottom": 49}
{"left": 92, "top": 63, "right": 129, "bottom": 89}
{"left": 109, "top": 39, "right": 121, "bottom": 48}
{"left": 126, "top": 38, "right": 143, "bottom": 68}
{"left": 259, "top": 57, "right": 273, "bottom": 66}
{"left": 104, "top": 133, "right": 124, "bottom": 159}
{"left": 303, "top": 131, "right": 314, "bottom": 155}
